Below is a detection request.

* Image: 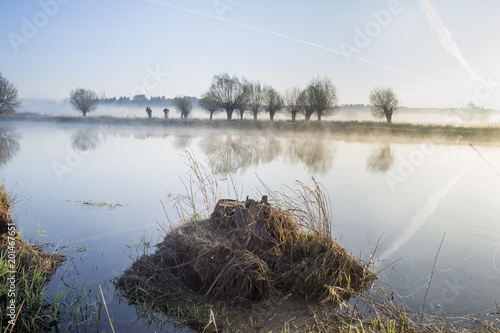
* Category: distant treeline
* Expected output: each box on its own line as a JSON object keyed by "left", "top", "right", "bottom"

{"left": 99, "top": 94, "right": 199, "bottom": 108}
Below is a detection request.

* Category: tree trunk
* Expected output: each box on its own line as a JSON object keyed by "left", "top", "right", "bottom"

{"left": 317, "top": 112, "right": 322, "bottom": 121}
{"left": 386, "top": 111, "right": 392, "bottom": 124}
{"left": 270, "top": 112, "right": 275, "bottom": 121}
{"left": 253, "top": 111, "right": 257, "bottom": 121}
{"left": 82, "top": 111, "right": 87, "bottom": 117}
{"left": 240, "top": 110, "right": 244, "bottom": 120}
{"left": 226, "top": 108, "right": 233, "bottom": 120}
{"left": 292, "top": 112, "right": 296, "bottom": 122}
{"left": 210, "top": 111, "right": 214, "bottom": 120}
{"left": 305, "top": 113, "right": 311, "bottom": 121}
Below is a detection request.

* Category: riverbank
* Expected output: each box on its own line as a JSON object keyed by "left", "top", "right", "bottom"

{"left": 2, "top": 115, "right": 500, "bottom": 147}
{"left": 0, "top": 184, "right": 64, "bottom": 332}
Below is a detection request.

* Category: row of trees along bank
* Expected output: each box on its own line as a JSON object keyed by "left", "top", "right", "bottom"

{"left": 1, "top": 71, "right": 399, "bottom": 123}
{"left": 200, "top": 73, "right": 398, "bottom": 123}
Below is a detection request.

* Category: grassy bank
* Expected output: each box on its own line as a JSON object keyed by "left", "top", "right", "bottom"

{"left": 3, "top": 114, "right": 500, "bottom": 143}
{"left": 0, "top": 184, "right": 64, "bottom": 332}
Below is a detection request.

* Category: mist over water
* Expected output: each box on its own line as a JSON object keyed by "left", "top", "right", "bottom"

{"left": 18, "top": 100, "right": 500, "bottom": 125}
{"left": 1, "top": 119, "right": 499, "bottom": 330}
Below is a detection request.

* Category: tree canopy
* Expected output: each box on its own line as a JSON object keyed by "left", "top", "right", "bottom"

{"left": 245, "top": 80, "right": 264, "bottom": 121}
{"left": 304, "top": 77, "right": 338, "bottom": 121}
{"left": 207, "top": 73, "right": 247, "bottom": 120}
{"left": 263, "top": 86, "right": 284, "bottom": 121}
{"left": 69, "top": 88, "right": 100, "bottom": 117}
{"left": 284, "top": 87, "right": 304, "bottom": 122}
{"left": 173, "top": 96, "right": 193, "bottom": 119}
{"left": 198, "top": 92, "right": 222, "bottom": 120}
{"left": 369, "top": 87, "right": 399, "bottom": 124}
{"left": 0, "top": 73, "right": 21, "bottom": 115}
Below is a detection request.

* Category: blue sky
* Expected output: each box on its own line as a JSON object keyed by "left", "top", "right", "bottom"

{"left": 1, "top": 0, "right": 499, "bottom": 108}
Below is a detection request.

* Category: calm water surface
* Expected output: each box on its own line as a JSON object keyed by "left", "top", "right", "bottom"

{"left": 1, "top": 119, "right": 499, "bottom": 330}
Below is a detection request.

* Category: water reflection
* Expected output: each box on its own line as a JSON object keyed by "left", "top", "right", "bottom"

{"left": 2, "top": 120, "right": 500, "bottom": 328}
{"left": 199, "top": 134, "right": 262, "bottom": 173}
{"left": 173, "top": 135, "right": 193, "bottom": 150}
{"left": 71, "top": 129, "right": 104, "bottom": 152}
{"left": 284, "top": 136, "right": 336, "bottom": 174}
{"left": 198, "top": 133, "right": 335, "bottom": 175}
{"left": 366, "top": 143, "right": 395, "bottom": 173}
{"left": 0, "top": 128, "right": 21, "bottom": 167}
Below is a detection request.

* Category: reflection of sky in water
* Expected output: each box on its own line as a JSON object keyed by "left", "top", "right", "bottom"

{"left": 1, "top": 120, "right": 500, "bottom": 327}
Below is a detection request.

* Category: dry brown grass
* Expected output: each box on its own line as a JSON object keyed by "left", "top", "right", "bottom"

{"left": 0, "top": 184, "right": 64, "bottom": 332}
{"left": 115, "top": 155, "right": 375, "bottom": 331}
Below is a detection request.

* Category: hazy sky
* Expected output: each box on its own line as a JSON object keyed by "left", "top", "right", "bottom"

{"left": 1, "top": 0, "right": 499, "bottom": 108}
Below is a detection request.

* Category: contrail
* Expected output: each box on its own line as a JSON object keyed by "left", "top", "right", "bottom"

{"left": 417, "top": 0, "right": 479, "bottom": 81}
{"left": 144, "top": 0, "right": 440, "bottom": 84}
{"left": 376, "top": 166, "right": 469, "bottom": 267}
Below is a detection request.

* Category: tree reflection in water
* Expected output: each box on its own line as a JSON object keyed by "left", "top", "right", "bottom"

{"left": 284, "top": 136, "right": 336, "bottom": 175}
{"left": 0, "top": 128, "right": 21, "bottom": 167}
{"left": 172, "top": 135, "right": 193, "bottom": 151}
{"left": 71, "top": 129, "right": 104, "bottom": 152}
{"left": 199, "top": 133, "right": 336, "bottom": 175}
{"left": 366, "top": 143, "right": 395, "bottom": 173}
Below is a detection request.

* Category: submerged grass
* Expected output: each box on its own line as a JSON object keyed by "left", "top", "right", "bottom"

{"left": 80, "top": 199, "right": 123, "bottom": 210}
{"left": 0, "top": 183, "right": 64, "bottom": 332}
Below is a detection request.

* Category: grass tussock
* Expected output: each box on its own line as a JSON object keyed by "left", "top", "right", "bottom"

{"left": 0, "top": 183, "right": 64, "bottom": 332}
{"left": 115, "top": 154, "right": 375, "bottom": 331}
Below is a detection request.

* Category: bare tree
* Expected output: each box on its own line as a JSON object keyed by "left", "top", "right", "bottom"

{"left": 458, "top": 102, "right": 492, "bottom": 124}
{"left": 173, "top": 96, "right": 193, "bottom": 119}
{"left": 198, "top": 92, "right": 221, "bottom": 120}
{"left": 207, "top": 73, "right": 247, "bottom": 120}
{"left": 263, "top": 86, "right": 284, "bottom": 121}
{"left": 69, "top": 88, "right": 100, "bottom": 117}
{"left": 245, "top": 80, "right": 264, "bottom": 121}
{"left": 301, "top": 88, "right": 315, "bottom": 121}
{"left": 369, "top": 86, "right": 399, "bottom": 124}
{"left": 0, "top": 73, "right": 21, "bottom": 115}
{"left": 304, "top": 77, "right": 338, "bottom": 121}
{"left": 284, "top": 87, "right": 304, "bottom": 122}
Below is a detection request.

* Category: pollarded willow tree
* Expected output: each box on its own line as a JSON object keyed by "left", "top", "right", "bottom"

{"left": 207, "top": 73, "right": 247, "bottom": 120}
{"left": 198, "top": 92, "right": 221, "bottom": 120}
{"left": 173, "top": 96, "right": 193, "bottom": 119}
{"left": 69, "top": 88, "right": 100, "bottom": 117}
{"left": 0, "top": 73, "right": 21, "bottom": 115}
{"left": 369, "top": 86, "right": 399, "bottom": 124}
{"left": 284, "top": 87, "right": 304, "bottom": 122}
{"left": 263, "top": 86, "right": 284, "bottom": 121}
{"left": 245, "top": 79, "right": 264, "bottom": 121}
{"left": 304, "top": 77, "right": 339, "bottom": 121}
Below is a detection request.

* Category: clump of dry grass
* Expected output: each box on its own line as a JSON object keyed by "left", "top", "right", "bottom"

{"left": 0, "top": 183, "right": 64, "bottom": 332}
{"left": 115, "top": 154, "right": 375, "bottom": 331}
